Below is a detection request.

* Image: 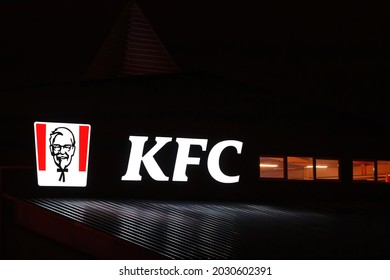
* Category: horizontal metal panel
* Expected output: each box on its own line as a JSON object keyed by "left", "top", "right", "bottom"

{"left": 28, "top": 198, "right": 333, "bottom": 259}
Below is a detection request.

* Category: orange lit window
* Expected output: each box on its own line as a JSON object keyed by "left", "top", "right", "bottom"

{"left": 287, "top": 157, "right": 313, "bottom": 180}
{"left": 377, "top": 160, "right": 390, "bottom": 183}
{"left": 316, "top": 159, "right": 339, "bottom": 180}
{"left": 259, "top": 156, "right": 285, "bottom": 179}
{"left": 353, "top": 160, "right": 375, "bottom": 182}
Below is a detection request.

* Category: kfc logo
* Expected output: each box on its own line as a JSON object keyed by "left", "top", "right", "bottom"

{"left": 34, "top": 121, "right": 91, "bottom": 187}
{"left": 122, "top": 136, "right": 243, "bottom": 183}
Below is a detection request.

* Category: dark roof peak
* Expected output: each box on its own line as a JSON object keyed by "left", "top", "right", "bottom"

{"left": 84, "top": 1, "right": 179, "bottom": 79}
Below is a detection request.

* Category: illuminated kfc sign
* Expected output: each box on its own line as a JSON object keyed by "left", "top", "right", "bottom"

{"left": 122, "top": 136, "right": 243, "bottom": 183}
{"left": 34, "top": 121, "right": 91, "bottom": 187}
{"left": 34, "top": 122, "right": 243, "bottom": 187}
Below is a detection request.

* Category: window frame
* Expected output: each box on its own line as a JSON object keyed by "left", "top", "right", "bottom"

{"left": 376, "top": 160, "right": 390, "bottom": 183}
{"left": 352, "top": 159, "right": 377, "bottom": 183}
{"left": 314, "top": 157, "right": 341, "bottom": 182}
{"left": 258, "top": 155, "right": 287, "bottom": 180}
{"left": 286, "top": 156, "right": 315, "bottom": 181}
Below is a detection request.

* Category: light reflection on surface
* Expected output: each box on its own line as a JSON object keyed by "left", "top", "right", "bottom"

{"left": 29, "top": 198, "right": 346, "bottom": 259}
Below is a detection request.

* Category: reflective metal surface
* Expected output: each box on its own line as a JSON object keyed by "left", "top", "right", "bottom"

{"left": 28, "top": 198, "right": 337, "bottom": 259}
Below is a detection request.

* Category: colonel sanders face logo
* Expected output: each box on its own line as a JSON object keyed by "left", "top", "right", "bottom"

{"left": 35, "top": 121, "right": 91, "bottom": 187}
{"left": 49, "top": 127, "right": 76, "bottom": 182}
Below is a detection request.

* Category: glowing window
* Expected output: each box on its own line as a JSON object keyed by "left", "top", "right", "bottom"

{"left": 287, "top": 157, "right": 313, "bottom": 180}
{"left": 353, "top": 160, "right": 375, "bottom": 182}
{"left": 316, "top": 159, "right": 339, "bottom": 180}
{"left": 377, "top": 160, "right": 390, "bottom": 183}
{"left": 259, "top": 156, "right": 284, "bottom": 179}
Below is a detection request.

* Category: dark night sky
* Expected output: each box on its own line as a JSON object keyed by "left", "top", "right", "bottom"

{"left": 1, "top": 0, "right": 389, "bottom": 116}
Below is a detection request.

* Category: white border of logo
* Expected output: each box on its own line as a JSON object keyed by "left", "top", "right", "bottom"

{"left": 34, "top": 121, "right": 91, "bottom": 187}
